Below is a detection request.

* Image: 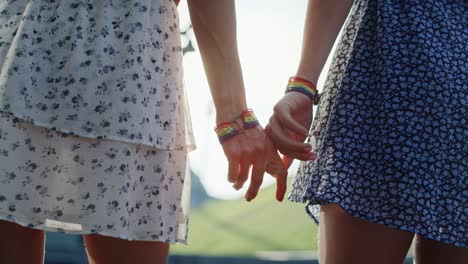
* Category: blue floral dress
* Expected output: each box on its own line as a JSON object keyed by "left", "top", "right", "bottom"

{"left": 0, "top": 0, "right": 194, "bottom": 244}
{"left": 289, "top": 0, "right": 466, "bottom": 248}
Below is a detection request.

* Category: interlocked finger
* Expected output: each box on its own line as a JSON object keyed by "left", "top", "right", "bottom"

{"left": 267, "top": 116, "right": 311, "bottom": 154}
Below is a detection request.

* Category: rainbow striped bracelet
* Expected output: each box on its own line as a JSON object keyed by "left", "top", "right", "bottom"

{"left": 214, "top": 122, "right": 239, "bottom": 144}
{"left": 285, "top": 76, "right": 320, "bottom": 105}
{"left": 241, "top": 108, "right": 260, "bottom": 129}
{"left": 214, "top": 109, "right": 260, "bottom": 144}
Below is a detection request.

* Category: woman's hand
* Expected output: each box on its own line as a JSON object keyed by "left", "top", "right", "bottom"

{"left": 265, "top": 92, "right": 316, "bottom": 169}
{"left": 264, "top": 135, "right": 288, "bottom": 202}
{"left": 221, "top": 124, "right": 266, "bottom": 193}
{"left": 263, "top": 0, "right": 354, "bottom": 169}
{"left": 220, "top": 121, "right": 288, "bottom": 202}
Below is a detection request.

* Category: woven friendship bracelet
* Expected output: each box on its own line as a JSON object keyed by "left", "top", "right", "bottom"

{"left": 214, "top": 122, "right": 239, "bottom": 144}
{"left": 240, "top": 108, "right": 260, "bottom": 129}
{"left": 214, "top": 109, "right": 260, "bottom": 144}
{"left": 285, "top": 76, "right": 320, "bottom": 105}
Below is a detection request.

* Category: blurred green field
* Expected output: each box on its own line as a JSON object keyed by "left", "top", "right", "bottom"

{"left": 171, "top": 179, "right": 318, "bottom": 256}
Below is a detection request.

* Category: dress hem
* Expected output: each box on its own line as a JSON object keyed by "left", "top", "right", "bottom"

{"left": 0, "top": 109, "right": 197, "bottom": 152}
{"left": 288, "top": 193, "right": 467, "bottom": 249}
{"left": 0, "top": 212, "right": 188, "bottom": 245}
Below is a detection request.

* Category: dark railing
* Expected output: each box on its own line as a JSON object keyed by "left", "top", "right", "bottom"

{"left": 169, "top": 256, "right": 415, "bottom": 264}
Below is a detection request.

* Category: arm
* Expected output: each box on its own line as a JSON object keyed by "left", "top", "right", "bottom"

{"left": 187, "top": 0, "right": 246, "bottom": 122}
{"left": 187, "top": 1, "right": 287, "bottom": 201}
{"left": 267, "top": 0, "right": 354, "bottom": 164}
{"left": 296, "top": 0, "right": 354, "bottom": 84}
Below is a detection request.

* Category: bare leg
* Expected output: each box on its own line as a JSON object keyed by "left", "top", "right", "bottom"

{"left": 0, "top": 220, "right": 45, "bottom": 264}
{"left": 319, "top": 203, "right": 414, "bottom": 264}
{"left": 83, "top": 234, "right": 170, "bottom": 264}
{"left": 414, "top": 234, "right": 468, "bottom": 264}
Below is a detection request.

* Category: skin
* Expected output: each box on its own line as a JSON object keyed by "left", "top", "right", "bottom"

{"left": 187, "top": 0, "right": 288, "bottom": 202}
{"left": 413, "top": 235, "right": 468, "bottom": 264}
{"left": 0, "top": 219, "right": 170, "bottom": 264}
{"left": 320, "top": 204, "right": 468, "bottom": 264}
{"left": 319, "top": 204, "right": 414, "bottom": 264}
{"left": 266, "top": 0, "right": 468, "bottom": 263}
{"left": 83, "top": 234, "right": 169, "bottom": 264}
{"left": 0, "top": 220, "right": 45, "bottom": 264}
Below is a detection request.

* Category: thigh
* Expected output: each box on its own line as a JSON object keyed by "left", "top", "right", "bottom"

{"left": 0, "top": 220, "right": 45, "bottom": 264}
{"left": 83, "top": 234, "right": 170, "bottom": 264}
{"left": 319, "top": 203, "right": 414, "bottom": 264}
{"left": 414, "top": 235, "right": 468, "bottom": 264}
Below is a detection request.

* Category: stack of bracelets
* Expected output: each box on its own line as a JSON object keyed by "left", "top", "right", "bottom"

{"left": 285, "top": 76, "right": 321, "bottom": 105}
{"left": 214, "top": 108, "right": 260, "bottom": 144}
{"left": 214, "top": 76, "right": 319, "bottom": 144}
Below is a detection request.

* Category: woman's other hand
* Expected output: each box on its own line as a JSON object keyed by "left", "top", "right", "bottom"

{"left": 221, "top": 121, "right": 288, "bottom": 202}
{"left": 221, "top": 124, "right": 266, "bottom": 193}
{"left": 266, "top": 92, "right": 316, "bottom": 169}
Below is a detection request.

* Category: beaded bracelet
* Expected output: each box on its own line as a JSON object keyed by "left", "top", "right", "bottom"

{"left": 214, "top": 122, "right": 239, "bottom": 144}
{"left": 214, "top": 108, "right": 260, "bottom": 143}
{"left": 285, "top": 76, "right": 320, "bottom": 105}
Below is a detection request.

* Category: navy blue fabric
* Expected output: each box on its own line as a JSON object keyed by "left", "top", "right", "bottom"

{"left": 289, "top": 0, "right": 466, "bottom": 247}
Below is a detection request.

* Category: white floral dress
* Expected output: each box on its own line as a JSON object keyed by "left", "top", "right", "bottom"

{"left": 0, "top": 0, "right": 195, "bottom": 244}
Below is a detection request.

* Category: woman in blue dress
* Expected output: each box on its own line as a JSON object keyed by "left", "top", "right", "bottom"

{"left": 266, "top": 0, "right": 467, "bottom": 263}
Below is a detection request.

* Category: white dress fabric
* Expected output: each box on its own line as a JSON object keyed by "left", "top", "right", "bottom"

{"left": 0, "top": 0, "right": 195, "bottom": 150}
{"left": 0, "top": 0, "right": 195, "bottom": 244}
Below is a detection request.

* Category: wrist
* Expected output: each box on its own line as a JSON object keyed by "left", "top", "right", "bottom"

{"left": 216, "top": 106, "right": 247, "bottom": 124}
{"left": 214, "top": 108, "right": 260, "bottom": 144}
{"left": 208, "top": 61, "right": 248, "bottom": 123}
{"left": 285, "top": 76, "right": 320, "bottom": 105}
{"left": 215, "top": 103, "right": 248, "bottom": 124}
{"left": 295, "top": 67, "right": 320, "bottom": 86}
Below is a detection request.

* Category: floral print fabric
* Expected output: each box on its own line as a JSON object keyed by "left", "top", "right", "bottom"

{"left": 0, "top": 0, "right": 195, "bottom": 150}
{"left": 0, "top": 111, "right": 191, "bottom": 243}
{"left": 289, "top": 0, "right": 467, "bottom": 247}
{"left": 0, "top": 0, "right": 194, "bottom": 243}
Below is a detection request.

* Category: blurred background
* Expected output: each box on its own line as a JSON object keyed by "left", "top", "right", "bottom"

{"left": 169, "top": 0, "right": 319, "bottom": 259}
{"left": 43, "top": 1, "right": 413, "bottom": 263}
{"left": 179, "top": 0, "right": 313, "bottom": 200}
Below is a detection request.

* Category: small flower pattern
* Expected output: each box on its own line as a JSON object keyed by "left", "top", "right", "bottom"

{"left": 0, "top": 112, "right": 190, "bottom": 243}
{"left": 0, "top": 0, "right": 194, "bottom": 243}
{"left": 289, "top": 0, "right": 467, "bottom": 248}
{"left": 0, "top": 0, "right": 195, "bottom": 150}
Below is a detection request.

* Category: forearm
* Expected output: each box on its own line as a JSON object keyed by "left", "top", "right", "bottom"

{"left": 187, "top": 0, "right": 247, "bottom": 122}
{"left": 296, "top": 0, "right": 354, "bottom": 85}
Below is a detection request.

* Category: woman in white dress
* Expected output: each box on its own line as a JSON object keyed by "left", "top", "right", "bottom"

{"left": 0, "top": 0, "right": 285, "bottom": 263}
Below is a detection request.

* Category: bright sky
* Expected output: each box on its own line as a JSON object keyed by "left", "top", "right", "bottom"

{"left": 177, "top": 0, "right": 335, "bottom": 199}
